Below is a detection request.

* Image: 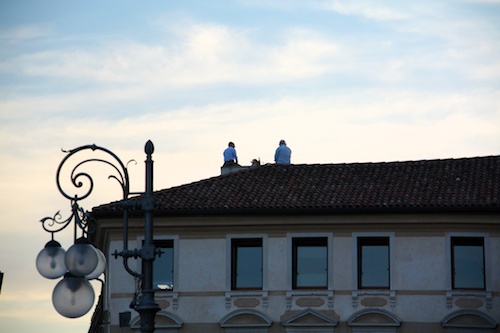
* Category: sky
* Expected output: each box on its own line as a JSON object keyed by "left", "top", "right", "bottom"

{"left": 0, "top": 0, "right": 499, "bottom": 332}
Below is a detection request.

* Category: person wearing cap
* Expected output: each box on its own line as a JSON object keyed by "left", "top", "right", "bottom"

{"left": 274, "top": 139, "right": 291, "bottom": 164}
{"left": 223, "top": 141, "right": 239, "bottom": 166}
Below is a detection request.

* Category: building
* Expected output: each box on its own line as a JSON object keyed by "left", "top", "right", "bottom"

{"left": 91, "top": 155, "right": 500, "bottom": 333}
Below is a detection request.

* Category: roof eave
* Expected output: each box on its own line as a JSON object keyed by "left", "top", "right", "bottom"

{"left": 92, "top": 205, "right": 500, "bottom": 219}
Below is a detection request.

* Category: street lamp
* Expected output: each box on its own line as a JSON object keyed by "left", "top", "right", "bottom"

{"left": 36, "top": 140, "right": 160, "bottom": 333}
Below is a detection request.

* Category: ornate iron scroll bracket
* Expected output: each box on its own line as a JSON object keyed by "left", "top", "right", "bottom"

{"left": 50, "top": 143, "right": 148, "bottom": 278}
{"left": 39, "top": 200, "right": 96, "bottom": 241}
{"left": 56, "top": 144, "right": 131, "bottom": 203}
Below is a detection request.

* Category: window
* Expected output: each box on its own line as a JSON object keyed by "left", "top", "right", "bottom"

{"left": 358, "top": 237, "right": 390, "bottom": 289}
{"left": 231, "top": 238, "right": 263, "bottom": 290}
{"left": 451, "top": 237, "right": 485, "bottom": 290}
{"left": 153, "top": 240, "right": 174, "bottom": 290}
{"left": 292, "top": 237, "right": 328, "bottom": 289}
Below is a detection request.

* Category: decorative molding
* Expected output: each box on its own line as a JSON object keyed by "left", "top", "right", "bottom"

{"left": 224, "top": 291, "right": 269, "bottom": 310}
{"left": 220, "top": 309, "right": 272, "bottom": 333}
{"left": 347, "top": 308, "right": 401, "bottom": 327}
{"left": 155, "top": 292, "right": 179, "bottom": 311}
{"left": 130, "top": 310, "right": 183, "bottom": 333}
{"left": 172, "top": 293, "right": 178, "bottom": 310}
{"left": 352, "top": 290, "right": 396, "bottom": 309}
{"left": 446, "top": 291, "right": 492, "bottom": 310}
{"left": 328, "top": 292, "right": 334, "bottom": 309}
{"left": 441, "top": 309, "right": 498, "bottom": 329}
{"left": 286, "top": 290, "right": 334, "bottom": 310}
{"left": 282, "top": 308, "right": 339, "bottom": 333}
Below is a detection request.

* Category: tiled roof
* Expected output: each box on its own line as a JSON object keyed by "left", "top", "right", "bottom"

{"left": 93, "top": 155, "right": 500, "bottom": 216}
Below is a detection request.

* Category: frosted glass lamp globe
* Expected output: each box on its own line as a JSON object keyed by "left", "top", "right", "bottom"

{"left": 36, "top": 240, "right": 67, "bottom": 279}
{"left": 65, "top": 237, "right": 98, "bottom": 277}
{"left": 85, "top": 247, "right": 106, "bottom": 280}
{"left": 52, "top": 274, "right": 95, "bottom": 318}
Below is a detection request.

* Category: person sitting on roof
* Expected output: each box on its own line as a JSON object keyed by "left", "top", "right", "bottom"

{"left": 274, "top": 139, "right": 291, "bottom": 164}
{"left": 223, "top": 141, "right": 239, "bottom": 167}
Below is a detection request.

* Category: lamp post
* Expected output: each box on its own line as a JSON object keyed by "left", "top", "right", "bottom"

{"left": 36, "top": 140, "right": 160, "bottom": 333}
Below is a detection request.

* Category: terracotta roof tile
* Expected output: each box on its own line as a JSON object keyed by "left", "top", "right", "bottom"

{"left": 93, "top": 155, "right": 500, "bottom": 215}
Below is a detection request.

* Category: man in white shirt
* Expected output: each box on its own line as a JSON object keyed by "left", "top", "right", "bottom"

{"left": 274, "top": 140, "right": 291, "bottom": 164}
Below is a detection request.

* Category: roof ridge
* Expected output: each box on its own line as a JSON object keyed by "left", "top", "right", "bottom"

{"left": 164, "top": 155, "right": 500, "bottom": 190}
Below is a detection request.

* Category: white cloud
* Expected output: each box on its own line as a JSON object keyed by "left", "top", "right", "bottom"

{"left": 0, "top": 24, "right": 52, "bottom": 41}
{"left": 1, "top": 22, "right": 341, "bottom": 88}
{"left": 323, "top": 0, "right": 408, "bottom": 20}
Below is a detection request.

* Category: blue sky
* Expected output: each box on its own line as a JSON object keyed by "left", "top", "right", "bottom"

{"left": 0, "top": 1, "right": 499, "bottom": 332}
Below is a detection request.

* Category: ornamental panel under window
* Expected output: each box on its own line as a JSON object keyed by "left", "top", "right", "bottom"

{"left": 451, "top": 237, "right": 485, "bottom": 290}
{"left": 358, "top": 237, "right": 390, "bottom": 289}
{"left": 231, "top": 238, "right": 263, "bottom": 290}
{"left": 292, "top": 237, "right": 328, "bottom": 289}
{"left": 153, "top": 240, "right": 174, "bottom": 290}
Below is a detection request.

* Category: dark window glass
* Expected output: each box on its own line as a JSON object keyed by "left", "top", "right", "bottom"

{"left": 231, "top": 238, "right": 262, "bottom": 290}
{"left": 292, "top": 237, "right": 328, "bottom": 289}
{"left": 358, "top": 237, "right": 390, "bottom": 289}
{"left": 153, "top": 240, "right": 174, "bottom": 290}
{"left": 451, "top": 237, "right": 485, "bottom": 290}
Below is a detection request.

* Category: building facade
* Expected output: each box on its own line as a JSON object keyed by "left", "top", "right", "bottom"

{"left": 91, "top": 156, "right": 500, "bottom": 333}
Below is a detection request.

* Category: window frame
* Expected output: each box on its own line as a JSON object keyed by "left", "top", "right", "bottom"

{"left": 226, "top": 234, "right": 268, "bottom": 293}
{"left": 138, "top": 236, "right": 178, "bottom": 292}
{"left": 446, "top": 233, "right": 491, "bottom": 293}
{"left": 292, "top": 237, "right": 328, "bottom": 289}
{"left": 357, "top": 237, "right": 391, "bottom": 290}
{"left": 352, "top": 232, "right": 394, "bottom": 291}
{"left": 231, "top": 238, "right": 263, "bottom": 290}
{"left": 450, "top": 236, "right": 486, "bottom": 290}
{"left": 152, "top": 239, "right": 175, "bottom": 291}
{"left": 287, "top": 233, "right": 333, "bottom": 291}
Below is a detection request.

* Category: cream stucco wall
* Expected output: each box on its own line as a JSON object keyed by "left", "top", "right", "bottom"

{"left": 97, "top": 213, "right": 500, "bottom": 333}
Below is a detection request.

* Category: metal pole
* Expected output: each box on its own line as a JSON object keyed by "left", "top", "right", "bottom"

{"left": 136, "top": 140, "right": 160, "bottom": 333}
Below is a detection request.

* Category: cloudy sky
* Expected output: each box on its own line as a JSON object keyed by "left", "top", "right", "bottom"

{"left": 0, "top": 1, "right": 499, "bottom": 332}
